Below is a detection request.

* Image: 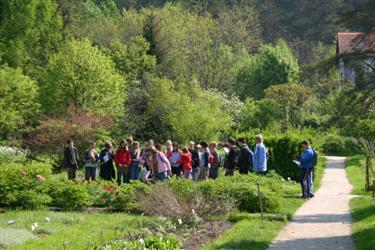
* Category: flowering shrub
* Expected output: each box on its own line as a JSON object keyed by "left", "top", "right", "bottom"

{"left": 82, "top": 180, "right": 118, "bottom": 207}
{"left": 0, "top": 162, "right": 51, "bottom": 209}
{"left": 0, "top": 146, "right": 27, "bottom": 162}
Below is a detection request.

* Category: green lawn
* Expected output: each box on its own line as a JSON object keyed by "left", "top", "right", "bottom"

{"left": 345, "top": 156, "right": 375, "bottom": 250}
{"left": 202, "top": 156, "right": 326, "bottom": 250}
{"left": 0, "top": 211, "right": 175, "bottom": 249}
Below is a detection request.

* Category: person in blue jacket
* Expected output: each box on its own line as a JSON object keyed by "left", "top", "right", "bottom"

{"left": 253, "top": 134, "right": 267, "bottom": 175}
{"left": 296, "top": 140, "right": 315, "bottom": 199}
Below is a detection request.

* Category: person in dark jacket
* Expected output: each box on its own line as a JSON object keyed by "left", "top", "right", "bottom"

{"left": 225, "top": 137, "right": 237, "bottom": 176}
{"left": 191, "top": 144, "right": 201, "bottom": 181}
{"left": 209, "top": 142, "right": 220, "bottom": 179}
{"left": 63, "top": 140, "right": 79, "bottom": 180}
{"left": 99, "top": 142, "right": 116, "bottom": 181}
{"left": 237, "top": 137, "right": 253, "bottom": 175}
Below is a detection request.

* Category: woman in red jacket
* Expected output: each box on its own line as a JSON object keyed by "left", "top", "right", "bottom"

{"left": 114, "top": 140, "right": 131, "bottom": 185}
{"left": 180, "top": 147, "right": 192, "bottom": 179}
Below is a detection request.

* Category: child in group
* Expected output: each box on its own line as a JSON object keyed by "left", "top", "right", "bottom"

{"left": 180, "top": 147, "right": 192, "bottom": 179}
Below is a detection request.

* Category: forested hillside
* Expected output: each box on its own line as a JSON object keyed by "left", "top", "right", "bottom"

{"left": 0, "top": 0, "right": 374, "bottom": 158}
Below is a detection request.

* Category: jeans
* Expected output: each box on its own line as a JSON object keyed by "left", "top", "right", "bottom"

{"left": 301, "top": 167, "right": 313, "bottom": 197}
{"left": 239, "top": 165, "right": 249, "bottom": 175}
{"left": 85, "top": 167, "right": 97, "bottom": 181}
{"left": 309, "top": 168, "right": 314, "bottom": 194}
{"left": 67, "top": 167, "right": 76, "bottom": 180}
{"left": 129, "top": 163, "right": 139, "bottom": 180}
{"left": 225, "top": 168, "right": 234, "bottom": 176}
{"left": 199, "top": 166, "right": 209, "bottom": 180}
{"left": 117, "top": 167, "right": 129, "bottom": 185}
{"left": 192, "top": 167, "right": 200, "bottom": 182}
{"left": 209, "top": 167, "right": 219, "bottom": 179}
{"left": 183, "top": 169, "right": 192, "bottom": 179}
{"left": 172, "top": 165, "right": 182, "bottom": 177}
{"left": 154, "top": 171, "right": 168, "bottom": 181}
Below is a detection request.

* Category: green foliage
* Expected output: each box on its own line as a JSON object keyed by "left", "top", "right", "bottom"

{"left": 0, "top": 66, "right": 40, "bottom": 138}
{"left": 40, "top": 39, "right": 125, "bottom": 117}
{"left": 99, "top": 235, "right": 180, "bottom": 250}
{"left": 239, "top": 98, "right": 279, "bottom": 131}
{"left": 47, "top": 179, "right": 92, "bottom": 210}
{"left": 105, "top": 36, "right": 156, "bottom": 82}
{"left": 237, "top": 39, "right": 299, "bottom": 99}
{"left": 228, "top": 211, "right": 287, "bottom": 223}
{"left": 0, "top": 0, "right": 63, "bottom": 68}
{"left": 322, "top": 134, "right": 363, "bottom": 156}
{"left": 111, "top": 180, "right": 151, "bottom": 211}
{"left": 265, "top": 83, "right": 311, "bottom": 132}
{"left": 0, "top": 229, "right": 36, "bottom": 248}
{"left": 165, "top": 174, "right": 283, "bottom": 213}
{"left": 0, "top": 161, "right": 51, "bottom": 209}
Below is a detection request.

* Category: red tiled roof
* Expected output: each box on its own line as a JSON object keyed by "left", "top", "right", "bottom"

{"left": 337, "top": 31, "right": 375, "bottom": 54}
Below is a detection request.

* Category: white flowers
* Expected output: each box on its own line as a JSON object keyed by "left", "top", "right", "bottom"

{"left": 7, "top": 220, "right": 15, "bottom": 225}
{"left": 31, "top": 222, "right": 38, "bottom": 231}
{"left": 45, "top": 217, "right": 50, "bottom": 222}
{"left": 177, "top": 219, "right": 183, "bottom": 225}
{"left": 287, "top": 177, "right": 291, "bottom": 181}
{"left": 0, "top": 146, "right": 27, "bottom": 157}
{"left": 139, "top": 238, "right": 144, "bottom": 245}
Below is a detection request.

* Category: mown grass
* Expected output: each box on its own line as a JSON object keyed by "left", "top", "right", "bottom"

{"left": 202, "top": 156, "right": 326, "bottom": 250}
{"left": 0, "top": 211, "right": 174, "bottom": 249}
{"left": 345, "top": 156, "right": 375, "bottom": 250}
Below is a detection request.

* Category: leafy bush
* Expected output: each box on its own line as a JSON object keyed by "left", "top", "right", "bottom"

{"left": 0, "top": 162, "right": 51, "bottom": 209}
{"left": 111, "top": 180, "right": 151, "bottom": 211}
{"left": 321, "top": 134, "right": 363, "bottom": 155}
{"left": 47, "top": 180, "right": 92, "bottom": 210}
{"left": 164, "top": 175, "right": 282, "bottom": 213}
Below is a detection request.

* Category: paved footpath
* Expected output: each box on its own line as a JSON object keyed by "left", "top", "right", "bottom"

{"left": 268, "top": 156, "right": 355, "bottom": 250}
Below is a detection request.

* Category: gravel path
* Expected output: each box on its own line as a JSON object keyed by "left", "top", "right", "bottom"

{"left": 268, "top": 156, "right": 355, "bottom": 250}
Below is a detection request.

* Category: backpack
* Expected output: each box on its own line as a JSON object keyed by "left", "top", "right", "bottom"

{"left": 312, "top": 149, "right": 318, "bottom": 167}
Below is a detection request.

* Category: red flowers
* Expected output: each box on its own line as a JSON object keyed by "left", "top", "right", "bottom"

{"left": 103, "top": 185, "right": 115, "bottom": 191}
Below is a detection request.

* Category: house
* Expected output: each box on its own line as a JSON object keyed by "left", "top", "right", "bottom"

{"left": 337, "top": 31, "right": 375, "bottom": 83}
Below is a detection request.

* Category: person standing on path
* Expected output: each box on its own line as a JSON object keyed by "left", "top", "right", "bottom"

{"left": 63, "top": 140, "right": 79, "bottom": 180}
{"left": 84, "top": 142, "right": 99, "bottom": 181}
{"left": 253, "top": 134, "right": 268, "bottom": 175}
{"left": 209, "top": 142, "right": 220, "bottom": 179}
{"left": 191, "top": 144, "right": 201, "bottom": 181}
{"left": 296, "top": 140, "right": 314, "bottom": 199}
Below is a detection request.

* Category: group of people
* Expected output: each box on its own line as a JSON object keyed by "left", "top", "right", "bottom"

{"left": 63, "top": 135, "right": 317, "bottom": 199}
{"left": 63, "top": 135, "right": 268, "bottom": 185}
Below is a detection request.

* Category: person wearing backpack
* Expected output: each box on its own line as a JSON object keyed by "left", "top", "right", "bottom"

{"left": 237, "top": 137, "right": 253, "bottom": 175}
{"left": 253, "top": 134, "right": 268, "bottom": 175}
{"left": 296, "top": 140, "right": 315, "bottom": 199}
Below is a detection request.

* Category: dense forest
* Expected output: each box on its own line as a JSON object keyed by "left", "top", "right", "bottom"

{"left": 0, "top": 0, "right": 374, "bottom": 160}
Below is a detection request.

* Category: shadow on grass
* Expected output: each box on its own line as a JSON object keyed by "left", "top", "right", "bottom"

{"left": 351, "top": 197, "right": 375, "bottom": 222}
{"left": 352, "top": 227, "right": 375, "bottom": 250}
